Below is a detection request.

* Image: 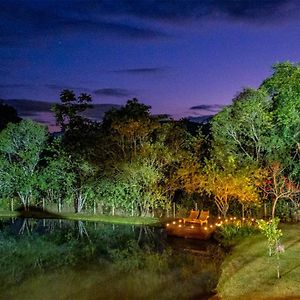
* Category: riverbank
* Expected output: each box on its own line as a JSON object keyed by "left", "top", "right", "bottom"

{"left": 216, "top": 223, "right": 300, "bottom": 299}
{"left": 0, "top": 210, "right": 159, "bottom": 226}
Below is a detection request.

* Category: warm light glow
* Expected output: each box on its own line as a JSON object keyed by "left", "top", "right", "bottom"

{"left": 178, "top": 224, "right": 182, "bottom": 228}
{"left": 233, "top": 217, "right": 236, "bottom": 220}
{"left": 218, "top": 216, "right": 221, "bottom": 219}
{"left": 172, "top": 221, "right": 176, "bottom": 224}
{"left": 230, "top": 217, "right": 233, "bottom": 220}
{"left": 242, "top": 217, "right": 245, "bottom": 221}
{"left": 251, "top": 218, "right": 254, "bottom": 221}
{"left": 225, "top": 219, "right": 228, "bottom": 222}
{"left": 191, "top": 225, "right": 194, "bottom": 229}
{"left": 166, "top": 223, "right": 169, "bottom": 227}
{"left": 179, "top": 219, "right": 182, "bottom": 223}
{"left": 204, "top": 227, "right": 207, "bottom": 230}
{"left": 210, "top": 225, "right": 213, "bottom": 228}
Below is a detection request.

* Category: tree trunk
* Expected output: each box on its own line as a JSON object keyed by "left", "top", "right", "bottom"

{"left": 272, "top": 197, "right": 280, "bottom": 219}
{"left": 93, "top": 199, "right": 96, "bottom": 215}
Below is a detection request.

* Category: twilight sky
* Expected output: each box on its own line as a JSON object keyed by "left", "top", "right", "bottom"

{"left": 1, "top": 0, "right": 300, "bottom": 121}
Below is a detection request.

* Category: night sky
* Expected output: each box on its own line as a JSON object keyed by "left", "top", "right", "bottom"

{"left": 1, "top": 0, "right": 300, "bottom": 124}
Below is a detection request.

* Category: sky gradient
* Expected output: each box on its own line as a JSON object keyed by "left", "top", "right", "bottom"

{"left": 2, "top": 0, "right": 300, "bottom": 123}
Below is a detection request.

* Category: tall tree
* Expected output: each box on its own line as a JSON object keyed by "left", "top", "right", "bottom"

{"left": 261, "top": 62, "right": 300, "bottom": 178}
{"left": 0, "top": 120, "right": 48, "bottom": 208}
{"left": 211, "top": 88, "right": 273, "bottom": 167}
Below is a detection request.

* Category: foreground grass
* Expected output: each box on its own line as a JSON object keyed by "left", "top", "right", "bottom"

{"left": 217, "top": 223, "right": 300, "bottom": 300}
{"left": 0, "top": 210, "right": 160, "bottom": 225}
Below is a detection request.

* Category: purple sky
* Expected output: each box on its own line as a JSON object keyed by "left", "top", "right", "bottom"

{"left": 1, "top": 0, "right": 300, "bottom": 120}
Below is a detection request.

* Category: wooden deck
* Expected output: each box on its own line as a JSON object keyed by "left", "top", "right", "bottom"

{"left": 165, "top": 219, "right": 215, "bottom": 240}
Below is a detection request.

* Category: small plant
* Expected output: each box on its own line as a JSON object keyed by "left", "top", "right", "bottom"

{"left": 257, "top": 218, "right": 282, "bottom": 256}
{"left": 257, "top": 217, "right": 284, "bottom": 278}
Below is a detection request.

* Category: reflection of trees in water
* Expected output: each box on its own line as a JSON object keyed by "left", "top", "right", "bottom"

{"left": 0, "top": 217, "right": 224, "bottom": 297}
{"left": 76, "top": 221, "right": 91, "bottom": 244}
{"left": 0, "top": 219, "right": 225, "bottom": 298}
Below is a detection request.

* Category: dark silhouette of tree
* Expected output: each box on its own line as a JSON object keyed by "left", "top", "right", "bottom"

{"left": 0, "top": 101, "right": 21, "bottom": 131}
{"left": 52, "top": 89, "right": 93, "bottom": 132}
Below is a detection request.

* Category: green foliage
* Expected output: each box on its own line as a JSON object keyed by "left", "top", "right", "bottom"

{"left": 39, "top": 138, "right": 75, "bottom": 208}
{"left": 211, "top": 88, "right": 272, "bottom": 166}
{"left": 216, "top": 221, "right": 258, "bottom": 246}
{"left": 257, "top": 217, "right": 282, "bottom": 256}
{"left": 200, "top": 161, "right": 261, "bottom": 217}
{"left": 261, "top": 62, "right": 300, "bottom": 177}
{"left": 0, "top": 120, "right": 48, "bottom": 207}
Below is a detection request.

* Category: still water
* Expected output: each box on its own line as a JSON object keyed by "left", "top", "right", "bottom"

{"left": 0, "top": 218, "right": 224, "bottom": 300}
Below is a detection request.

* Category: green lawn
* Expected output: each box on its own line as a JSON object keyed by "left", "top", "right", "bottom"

{"left": 217, "top": 223, "right": 300, "bottom": 300}
{"left": 0, "top": 210, "right": 160, "bottom": 226}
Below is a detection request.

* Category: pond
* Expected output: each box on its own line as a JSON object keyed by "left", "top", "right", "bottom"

{"left": 0, "top": 218, "right": 225, "bottom": 300}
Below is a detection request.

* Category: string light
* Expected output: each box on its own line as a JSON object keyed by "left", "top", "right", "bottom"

{"left": 172, "top": 221, "right": 176, "bottom": 224}
{"left": 166, "top": 223, "right": 170, "bottom": 227}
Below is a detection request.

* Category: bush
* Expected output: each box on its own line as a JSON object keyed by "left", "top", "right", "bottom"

{"left": 215, "top": 220, "right": 258, "bottom": 246}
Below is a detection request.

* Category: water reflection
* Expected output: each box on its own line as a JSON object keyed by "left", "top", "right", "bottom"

{"left": 0, "top": 218, "right": 224, "bottom": 300}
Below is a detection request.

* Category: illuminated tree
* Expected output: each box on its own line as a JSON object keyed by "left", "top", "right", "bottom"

{"left": 261, "top": 163, "right": 300, "bottom": 218}
{"left": 195, "top": 161, "right": 261, "bottom": 217}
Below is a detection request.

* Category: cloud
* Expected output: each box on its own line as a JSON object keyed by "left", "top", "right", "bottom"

{"left": 72, "top": 0, "right": 300, "bottom": 24}
{"left": 2, "top": 99, "right": 121, "bottom": 131}
{"left": 3, "top": 99, "right": 53, "bottom": 114}
{"left": 1, "top": 0, "right": 298, "bottom": 50}
{"left": 112, "top": 67, "right": 167, "bottom": 74}
{"left": 94, "top": 88, "right": 133, "bottom": 97}
{"left": 190, "top": 104, "right": 224, "bottom": 112}
{"left": 0, "top": 1, "right": 168, "bottom": 49}
{"left": 46, "top": 84, "right": 90, "bottom": 91}
{"left": 0, "top": 84, "right": 32, "bottom": 89}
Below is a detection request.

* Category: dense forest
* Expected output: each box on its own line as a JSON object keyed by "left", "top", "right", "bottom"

{"left": 1, "top": 62, "right": 300, "bottom": 221}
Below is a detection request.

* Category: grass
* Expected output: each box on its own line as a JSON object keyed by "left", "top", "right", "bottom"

{"left": 217, "top": 223, "right": 300, "bottom": 300}
{"left": 0, "top": 210, "right": 160, "bottom": 226}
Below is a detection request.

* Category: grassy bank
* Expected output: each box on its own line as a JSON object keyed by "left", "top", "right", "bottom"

{"left": 217, "top": 223, "right": 300, "bottom": 300}
{"left": 0, "top": 210, "right": 160, "bottom": 226}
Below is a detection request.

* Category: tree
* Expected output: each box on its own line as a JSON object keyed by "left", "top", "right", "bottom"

{"left": 52, "top": 89, "right": 101, "bottom": 160}
{"left": 0, "top": 101, "right": 21, "bottom": 131}
{"left": 261, "top": 62, "right": 300, "bottom": 178}
{"left": 0, "top": 120, "right": 48, "bottom": 208}
{"left": 107, "top": 158, "right": 170, "bottom": 216}
{"left": 261, "top": 163, "right": 300, "bottom": 218}
{"left": 211, "top": 88, "right": 273, "bottom": 166}
{"left": 52, "top": 89, "right": 93, "bottom": 131}
{"left": 39, "top": 138, "right": 75, "bottom": 212}
{"left": 100, "top": 98, "right": 160, "bottom": 162}
{"left": 201, "top": 162, "right": 261, "bottom": 217}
